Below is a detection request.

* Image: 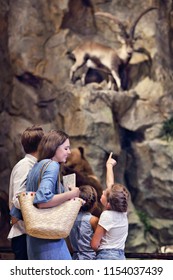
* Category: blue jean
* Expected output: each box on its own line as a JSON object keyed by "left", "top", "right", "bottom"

{"left": 96, "top": 249, "right": 125, "bottom": 260}
{"left": 27, "top": 235, "right": 72, "bottom": 260}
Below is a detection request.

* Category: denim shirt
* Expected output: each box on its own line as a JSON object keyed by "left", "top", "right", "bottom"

{"left": 26, "top": 159, "right": 64, "bottom": 204}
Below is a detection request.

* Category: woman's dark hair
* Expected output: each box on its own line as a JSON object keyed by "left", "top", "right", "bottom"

{"left": 38, "top": 129, "right": 69, "bottom": 161}
{"left": 107, "top": 183, "right": 129, "bottom": 212}
{"left": 79, "top": 185, "right": 97, "bottom": 212}
{"left": 21, "top": 125, "right": 44, "bottom": 154}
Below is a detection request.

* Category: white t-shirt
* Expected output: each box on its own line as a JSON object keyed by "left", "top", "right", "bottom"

{"left": 8, "top": 154, "right": 37, "bottom": 239}
{"left": 98, "top": 210, "right": 128, "bottom": 250}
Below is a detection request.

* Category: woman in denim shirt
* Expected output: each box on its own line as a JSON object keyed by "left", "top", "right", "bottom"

{"left": 26, "top": 130, "right": 80, "bottom": 260}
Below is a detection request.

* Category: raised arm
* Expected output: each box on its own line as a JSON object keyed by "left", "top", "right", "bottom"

{"left": 106, "top": 152, "right": 117, "bottom": 189}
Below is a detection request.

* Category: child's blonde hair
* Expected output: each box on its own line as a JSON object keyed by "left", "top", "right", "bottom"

{"left": 106, "top": 183, "right": 129, "bottom": 212}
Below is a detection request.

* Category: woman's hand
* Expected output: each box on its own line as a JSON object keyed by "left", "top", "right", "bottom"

{"left": 70, "top": 187, "right": 80, "bottom": 198}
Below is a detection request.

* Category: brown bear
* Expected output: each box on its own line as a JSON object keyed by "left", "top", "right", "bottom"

{"left": 61, "top": 146, "right": 103, "bottom": 217}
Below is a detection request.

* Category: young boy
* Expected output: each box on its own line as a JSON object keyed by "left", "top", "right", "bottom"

{"left": 8, "top": 125, "right": 44, "bottom": 259}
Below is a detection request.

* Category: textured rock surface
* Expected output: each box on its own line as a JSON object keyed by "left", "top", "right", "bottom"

{"left": 0, "top": 0, "right": 173, "bottom": 252}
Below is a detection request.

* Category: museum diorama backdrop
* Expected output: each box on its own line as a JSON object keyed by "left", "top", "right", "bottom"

{"left": 0, "top": 0, "right": 173, "bottom": 257}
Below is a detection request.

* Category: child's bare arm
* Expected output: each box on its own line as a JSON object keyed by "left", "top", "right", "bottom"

{"left": 90, "top": 224, "right": 106, "bottom": 251}
{"left": 90, "top": 216, "right": 99, "bottom": 232}
{"left": 106, "top": 152, "right": 117, "bottom": 189}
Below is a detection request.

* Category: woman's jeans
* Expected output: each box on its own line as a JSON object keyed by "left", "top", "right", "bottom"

{"left": 96, "top": 249, "right": 125, "bottom": 260}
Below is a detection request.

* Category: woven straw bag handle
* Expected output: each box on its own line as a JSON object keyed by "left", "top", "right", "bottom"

{"left": 38, "top": 160, "right": 61, "bottom": 193}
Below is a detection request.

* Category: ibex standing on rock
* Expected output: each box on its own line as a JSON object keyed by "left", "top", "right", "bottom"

{"left": 69, "top": 7, "right": 157, "bottom": 90}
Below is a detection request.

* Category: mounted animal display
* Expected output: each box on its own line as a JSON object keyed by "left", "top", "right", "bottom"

{"left": 69, "top": 7, "right": 158, "bottom": 91}
{"left": 61, "top": 147, "right": 103, "bottom": 217}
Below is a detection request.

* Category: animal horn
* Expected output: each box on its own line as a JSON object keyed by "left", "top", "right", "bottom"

{"left": 95, "top": 11, "right": 128, "bottom": 39}
{"left": 129, "top": 7, "right": 158, "bottom": 40}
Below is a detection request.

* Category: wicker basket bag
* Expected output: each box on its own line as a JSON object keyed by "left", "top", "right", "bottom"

{"left": 19, "top": 192, "right": 83, "bottom": 239}
{"left": 18, "top": 160, "right": 83, "bottom": 239}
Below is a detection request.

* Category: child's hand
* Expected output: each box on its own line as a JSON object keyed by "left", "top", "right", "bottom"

{"left": 10, "top": 216, "right": 19, "bottom": 225}
{"left": 106, "top": 152, "right": 117, "bottom": 167}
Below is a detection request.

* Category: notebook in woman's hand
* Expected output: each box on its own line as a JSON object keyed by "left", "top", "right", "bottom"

{"left": 63, "top": 173, "right": 76, "bottom": 191}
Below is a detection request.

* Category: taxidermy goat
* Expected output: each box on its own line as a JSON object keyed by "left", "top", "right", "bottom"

{"left": 69, "top": 7, "right": 157, "bottom": 91}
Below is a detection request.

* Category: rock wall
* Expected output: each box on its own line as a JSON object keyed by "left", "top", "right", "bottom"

{"left": 0, "top": 0, "right": 173, "bottom": 252}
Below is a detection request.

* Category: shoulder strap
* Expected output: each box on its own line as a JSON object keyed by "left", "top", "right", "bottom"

{"left": 38, "top": 160, "right": 52, "bottom": 187}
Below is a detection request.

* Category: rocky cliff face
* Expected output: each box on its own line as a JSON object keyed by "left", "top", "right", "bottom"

{"left": 0, "top": 0, "right": 173, "bottom": 252}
